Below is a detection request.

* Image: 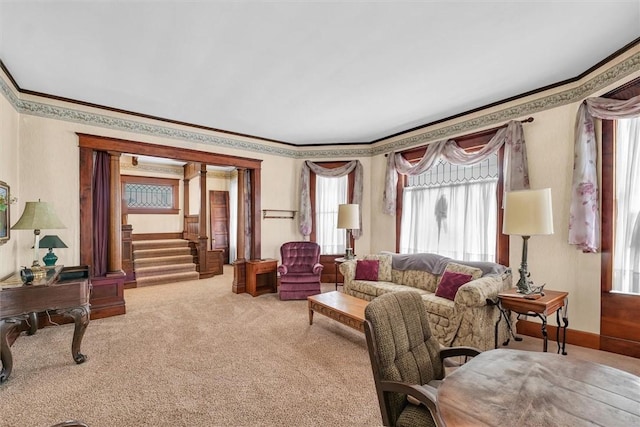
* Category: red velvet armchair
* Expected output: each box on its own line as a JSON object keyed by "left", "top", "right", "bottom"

{"left": 278, "top": 241, "right": 324, "bottom": 300}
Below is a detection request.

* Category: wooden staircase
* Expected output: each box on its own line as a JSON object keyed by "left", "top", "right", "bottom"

{"left": 132, "top": 239, "right": 200, "bottom": 287}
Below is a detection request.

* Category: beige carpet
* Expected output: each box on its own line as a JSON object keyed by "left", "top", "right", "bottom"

{"left": 1, "top": 267, "right": 379, "bottom": 427}
{"left": 3, "top": 267, "right": 639, "bottom": 427}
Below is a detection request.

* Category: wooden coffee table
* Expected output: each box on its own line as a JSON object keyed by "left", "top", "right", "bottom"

{"left": 307, "top": 291, "right": 368, "bottom": 332}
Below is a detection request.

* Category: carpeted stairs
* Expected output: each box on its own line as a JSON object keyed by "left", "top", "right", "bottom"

{"left": 132, "top": 239, "right": 200, "bottom": 287}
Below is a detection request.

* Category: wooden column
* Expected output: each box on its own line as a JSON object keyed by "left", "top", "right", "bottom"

{"left": 198, "top": 165, "right": 209, "bottom": 276}
{"left": 107, "top": 151, "right": 123, "bottom": 275}
{"left": 250, "top": 167, "right": 261, "bottom": 260}
{"left": 233, "top": 168, "right": 247, "bottom": 293}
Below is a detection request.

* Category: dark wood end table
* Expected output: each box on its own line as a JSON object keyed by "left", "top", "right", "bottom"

{"left": 1, "top": 267, "right": 91, "bottom": 383}
{"left": 495, "top": 288, "right": 569, "bottom": 354}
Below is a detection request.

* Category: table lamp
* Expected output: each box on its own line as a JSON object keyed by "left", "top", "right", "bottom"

{"left": 11, "top": 200, "right": 66, "bottom": 267}
{"left": 337, "top": 203, "right": 359, "bottom": 259}
{"left": 37, "top": 235, "right": 68, "bottom": 266}
{"left": 503, "top": 188, "right": 554, "bottom": 295}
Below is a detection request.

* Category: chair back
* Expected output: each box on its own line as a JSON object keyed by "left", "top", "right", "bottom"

{"left": 364, "top": 291, "right": 444, "bottom": 426}
{"left": 279, "top": 241, "right": 321, "bottom": 274}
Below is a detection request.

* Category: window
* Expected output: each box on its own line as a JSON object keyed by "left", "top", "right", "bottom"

{"left": 612, "top": 117, "right": 640, "bottom": 294}
{"left": 315, "top": 175, "right": 348, "bottom": 254}
{"left": 394, "top": 128, "right": 508, "bottom": 265}
{"left": 121, "top": 175, "right": 180, "bottom": 214}
{"left": 308, "top": 161, "right": 356, "bottom": 255}
{"left": 400, "top": 153, "right": 498, "bottom": 261}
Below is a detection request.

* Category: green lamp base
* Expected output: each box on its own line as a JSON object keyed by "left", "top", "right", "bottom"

{"left": 42, "top": 249, "right": 58, "bottom": 266}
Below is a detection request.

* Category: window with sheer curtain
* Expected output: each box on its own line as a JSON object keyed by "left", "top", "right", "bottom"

{"left": 315, "top": 175, "right": 347, "bottom": 254}
{"left": 613, "top": 117, "right": 640, "bottom": 294}
{"left": 400, "top": 153, "right": 498, "bottom": 261}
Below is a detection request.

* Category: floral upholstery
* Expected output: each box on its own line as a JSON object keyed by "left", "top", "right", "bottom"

{"left": 340, "top": 253, "right": 513, "bottom": 351}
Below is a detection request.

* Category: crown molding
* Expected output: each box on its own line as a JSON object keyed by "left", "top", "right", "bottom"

{"left": 2, "top": 51, "right": 640, "bottom": 159}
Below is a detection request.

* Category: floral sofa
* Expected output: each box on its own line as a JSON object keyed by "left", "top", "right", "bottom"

{"left": 339, "top": 252, "right": 513, "bottom": 351}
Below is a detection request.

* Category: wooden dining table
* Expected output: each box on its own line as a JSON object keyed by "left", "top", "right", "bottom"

{"left": 436, "top": 349, "right": 640, "bottom": 426}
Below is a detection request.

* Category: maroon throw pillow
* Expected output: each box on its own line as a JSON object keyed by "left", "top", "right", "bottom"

{"left": 435, "top": 271, "right": 473, "bottom": 301}
{"left": 355, "top": 260, "right": 379, "bottom": 281}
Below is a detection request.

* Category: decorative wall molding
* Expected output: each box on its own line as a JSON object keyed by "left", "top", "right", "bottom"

{"left": 373, "top": 51, "right": 640, "bottom": 156}
{"left": 2, "top": 51, "right": 640, "bottom": 159}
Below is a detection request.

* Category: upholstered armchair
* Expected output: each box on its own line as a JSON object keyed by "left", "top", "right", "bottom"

{"left": 364, "top": 291, "right": 480, "bottom": 427}
{"left": 278, "top": 241, "right": 324, "bottom": 300}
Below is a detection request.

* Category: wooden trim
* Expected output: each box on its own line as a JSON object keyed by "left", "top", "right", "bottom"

{"left": 251, "top": 168, "right": 261, "bottom": 259}
{"left": 516, "top": 319, "right": 600, "bottom": 350}
{"left": 600, "top": 335, "right": 640, "bottom": 359}
{"left": 79, "top": 147, "right": 94, "bottom": 268}
{"left": 132, "top": 232, "right": 183, "bottom": 241}
{"left": 77, "top": 133, "right": 262, "bottom": 169}
{"left": 78, "top": 134, "right": 262, "bottom": 294}
{"left": 121, "top": 175, "right": 180, "bottom": 214}
{"left": 598, "top": 76, "right": 640, "bottom": 358}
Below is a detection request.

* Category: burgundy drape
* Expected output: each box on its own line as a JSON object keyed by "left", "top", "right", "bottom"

{"left": 93, "top": 151, "right": 109, "bottom": 277}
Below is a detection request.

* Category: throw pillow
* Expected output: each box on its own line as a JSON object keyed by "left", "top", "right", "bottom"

{"left": 435, "top": 271, "right": 473, "bottom": 301}
{"left": 441, "top": 262, "right": 483, "bottom": 281}
{"left": 355, "top": 260, "right": 379, "bottom": 281}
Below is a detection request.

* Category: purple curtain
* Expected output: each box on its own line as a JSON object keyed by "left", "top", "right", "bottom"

{"left": 93, "top": 151, "right": 109, "bottom": 277}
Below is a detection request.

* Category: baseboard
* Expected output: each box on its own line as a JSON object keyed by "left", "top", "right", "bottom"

{"left": 516, "top": 319, "right": 600, "bottom": 349}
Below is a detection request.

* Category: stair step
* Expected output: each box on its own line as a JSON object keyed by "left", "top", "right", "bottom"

{"left": 132, "top": 239, "right": 190, "bottom": 250}
{"left": 135, "top": 263, "right": 196, "bottom": 278}
{"left": 135, "top": 271, "right": 200, "bottom": 287}
{"left": 134, "top": 254, "right": 194, "bottom": 268}
{"left": 133, "top": 247, "right": 192, "bottom": 259}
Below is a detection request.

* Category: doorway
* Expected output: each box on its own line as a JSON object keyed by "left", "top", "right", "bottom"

{"left": 210, "top": 190, "right": 230, "bottom": 264}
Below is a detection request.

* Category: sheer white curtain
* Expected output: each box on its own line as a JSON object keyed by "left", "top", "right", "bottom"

{"left": 228, "top": 170, "right": 238, "bottom": 263}
{"left": 400, "top": 180, "right": 497, "bottom": 261}
{"left": 315, "top": 175, "right": 347, "bottom": 254}
{"left": 614, "top": 118, "right": 640, "bottom": 293}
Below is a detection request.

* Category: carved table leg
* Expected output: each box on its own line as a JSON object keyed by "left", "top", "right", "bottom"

{"left": 60, "top": 305, "right": 90, "bottom": 364}
{"left": 540, "top": 314, "right": 548, "bottom": 352}
{"left": 1, "top": 319, "right": 20, "bottom": 383}
{"left": 27, "top": 312, "right": 38, "bottom": 335}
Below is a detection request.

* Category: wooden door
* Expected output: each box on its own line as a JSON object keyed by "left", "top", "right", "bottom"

{"left": 210, "top": 190, "right": 230, "bottom": 264}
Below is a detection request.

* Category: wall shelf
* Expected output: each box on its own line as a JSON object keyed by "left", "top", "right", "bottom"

{"left": 262, "top": 209, "right": 296, "bottom": 219}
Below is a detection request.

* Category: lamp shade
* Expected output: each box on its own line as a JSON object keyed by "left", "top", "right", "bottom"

{"left": 503, "top": 188, "right": 554, "bottom": 236}
{"left": 337, "top": 204, "right": 359, "bottom": 230}
{"left": 38, "top": 235, "right": 68, "bottom": 249}
{"left": 11, "top": 201, "right": 66, "bottom": 230}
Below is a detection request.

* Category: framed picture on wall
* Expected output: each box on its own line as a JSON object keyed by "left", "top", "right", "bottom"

{"left": 0, "top": 180, "right": 10, "bottom": 245}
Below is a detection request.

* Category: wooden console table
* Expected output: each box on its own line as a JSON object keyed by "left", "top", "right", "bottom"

{"left": 0, "top": 266, "right": 91, "bottom": 383}
{"left": 246, "top": 259, "right": 277, "bottom": 297}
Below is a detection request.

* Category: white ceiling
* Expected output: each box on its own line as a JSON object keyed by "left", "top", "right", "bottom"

{"left": 1, "top": 1, "right": 639, "bottom": 146}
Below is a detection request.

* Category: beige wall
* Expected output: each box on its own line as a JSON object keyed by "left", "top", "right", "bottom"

{"left": 0, "top": 82, "right": 20, "bottom": 277}
{"left": 2, "top": 44, "right": 640, "bottom": 336}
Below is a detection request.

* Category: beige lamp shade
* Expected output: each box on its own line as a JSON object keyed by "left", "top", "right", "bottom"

{"left": 337, "top": 204, "right": 359, "bottom": 230}
{"left": 11, "top": 201, "right": 66, "bottom": 230}
{"left": 503, "top": 188, "right": 554, "bottom": 236}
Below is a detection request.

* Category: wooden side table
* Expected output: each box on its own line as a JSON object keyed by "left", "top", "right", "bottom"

{"left": 495, "top": 288, "right": 569, "bottom": 355}
{"left": 333, "top": 257, "right": 348, "bottom": 290}
{"left": 1, "top": 266, "right": 91, "bottom": 383}
{"left": 246, "top": 259, "right": 278, "bottom": 297}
